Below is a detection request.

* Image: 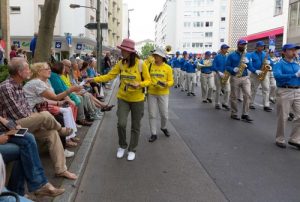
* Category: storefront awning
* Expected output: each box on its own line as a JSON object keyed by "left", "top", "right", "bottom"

{"left": 243, "top": 27, "right": 284, "bottom": 41}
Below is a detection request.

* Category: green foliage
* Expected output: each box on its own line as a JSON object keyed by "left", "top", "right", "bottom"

{"left": 141, "top": 43, "right": 155, "bottom": 59}
{"left": 0, "top": 65, "right": 9, "bottom": 83}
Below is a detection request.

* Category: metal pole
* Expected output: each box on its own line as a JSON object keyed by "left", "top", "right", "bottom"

{"left": 96, "top": 0, "right": 102, "bottom": 74}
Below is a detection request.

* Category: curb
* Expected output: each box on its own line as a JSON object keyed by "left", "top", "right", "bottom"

{"left": 53, "top": 79, "right": 117, "bottom": 202}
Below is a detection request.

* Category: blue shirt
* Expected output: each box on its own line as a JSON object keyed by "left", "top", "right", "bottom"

{"left": 273, "top": 59, "right": 300, "bottom": 87}
{"left": 171, "top": 57, "right": 181, "bottom": 68}
{"left": 212, "top": 53, "right": 227, "bottom": 72}
{"left": 87, "top": 67, "right": 97, "bottom": 77}
{"left": 250, "top": 51, "right": 274, "bottom": 72}
{"left": 179, "top": 58, "right": 188, "bottom": 71}
{"left": 225, "top": 51, "right": 253, "bottom": 76}
{"left": 184, "top": 61, "right": 197, "bottom": 73}
{"left": 199, "top": 59, "right": 213, "bottom": 74}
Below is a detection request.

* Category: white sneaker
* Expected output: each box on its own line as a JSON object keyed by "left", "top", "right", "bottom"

{"left": 64, "top": 149, "right": 74, "bottom": 158}
{"left": 116, "top": 148, "right": 125, "bottom": 158}
{"left": 127, "top": 152, "right": 135, "bottom": 161}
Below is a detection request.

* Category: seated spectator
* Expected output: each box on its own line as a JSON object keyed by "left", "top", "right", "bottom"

{"left": 0, "top": 57, "right": 77, "bottom": 180}
{"left": 9, "top": 45, "right": 17, "bottom": 60}
{"left": 62, "top": 60, "right": 114, "bottom": 113}
{"left": 49, "top": 62, "right": 93, "bottom": 125}
{"left": 23, "top": 62, "right": 81, "bottom": 148}
{"left": 0, "top": 116, "right": 65, "bottom": 197}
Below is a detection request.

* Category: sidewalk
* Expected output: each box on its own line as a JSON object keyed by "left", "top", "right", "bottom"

{"left": 29, "top": 80, "right": 117, "bottom": 202}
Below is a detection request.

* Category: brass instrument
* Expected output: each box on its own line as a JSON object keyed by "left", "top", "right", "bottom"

{"left": 258, "top": 52, "right": 272, "bottom": 81}
{"left": 196, "top": 59, "right": 212, "bottom": 70}
{"left": 165, "top": 45, "right": 172, "bottom": 54}
{"left": 221, "top": 71, "right": 230, "bottom": 86}
{"left": 236, "top": 52, "right": 247, "bottom": 78}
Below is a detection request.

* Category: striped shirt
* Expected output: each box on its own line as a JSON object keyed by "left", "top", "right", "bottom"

{"left": 0, "top": 77, "right": 32, "bottom": 120}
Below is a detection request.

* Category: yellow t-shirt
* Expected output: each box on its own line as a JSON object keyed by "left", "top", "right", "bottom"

{"left": 148, "top": 62, "right": 174, "bottom": 95}
{"left": 60, "top": 74, "right": 72, "bottom": 88}
{"left": 94, "top": 58, "right": 151, "bottom": 102}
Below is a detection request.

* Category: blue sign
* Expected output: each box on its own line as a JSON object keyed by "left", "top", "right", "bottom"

{"left": 269, "top": 35, "right": 276, "bottom": 51}
{"left": 55, "top": 41, "right": 62, "bottom": 49}
{"left": 13, "top": 41, "right": 20, "bottom": 48}
{"left": 76, "top": 43, "right": 83, "bottom": 50}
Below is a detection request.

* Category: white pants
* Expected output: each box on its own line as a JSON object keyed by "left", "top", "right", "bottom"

{"left": 214, "top": 74, "right": 230, "bottom": 106}
{"left": 186, "top": 72, "right": 196, "bottom": 93}
{"left": 200, "top": 73, "right": 214, "bottom": 100}
{"left": 250, "top": 72, "right": 270, "bottom": 107}
{"left": 173, "top": 68, "right": 181, "bottom": 87}
{"left": 180, "top": 71, "right": 187, "bottom": 90}
{"left": 276, "top": 88, "right": 300, "bottom": 143}
{"left": 269, "top": 72, "right": 277, "bottom": 100}
{"left": 196, "top": 70, "right": 201, "bottom": 85}
{"left": 147, "top": 94, "right": 169, "bottom": 135}
{"left": 59, "top": 107, "right": 77, "bottom": 140}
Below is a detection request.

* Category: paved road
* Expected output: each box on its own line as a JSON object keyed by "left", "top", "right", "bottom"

{"left": 75, "top": 85, "right": 300, "bottom": 202}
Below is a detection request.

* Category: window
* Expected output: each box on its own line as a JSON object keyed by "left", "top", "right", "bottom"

{"left": 184, "top": 22, "right": 191, "bottom": 27}
{"left": 274, "top": 0, "right": 283, "bottom": 16}
{"left": 205, "top": 43, "right": 212, "bottom": 48}
{"left": 221, "top": 17, "right": 226, "bottom": 21}
{"left": 289, "top": 2, "right": 300, "bottom": 27}
{"left": 205, "top": 21, "right": 213, "bottom": 27}
{"left": 220, "top": 38, "right": 225, "bottom": 42}
{"left": 192, "top": 42, "right": 203, "bottom": 48}
{"left": 90, "top": 16, "right": 95, "bottom": 22}
{"left": 10, "top": 6, "right": 21, "bottom": 14}
{"left": 205, "top": 32, "right": 213, "bottom": 37}
{"left": 193, "top": 22, "right": 203, "bottom": 27}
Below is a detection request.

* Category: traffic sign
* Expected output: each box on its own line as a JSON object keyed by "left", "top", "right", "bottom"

{"left": 55, "top": 41, "right": 62, "bottom": 49}
{"left": 84, "top": 23, "right": 108, "bottom": 30}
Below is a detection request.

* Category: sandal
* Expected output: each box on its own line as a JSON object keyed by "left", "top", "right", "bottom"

{"left": 58, "top": 127, "right": 73, "bottom": 137}
{"left": 66, "top": 140, "right": 78, "bottom": 148}
{"left": 101, "top": 105, "right": 115, "bottom": 112}
{"left": 56, "top": 170, "right": 78, "bottom": 180}
{"left": 71, "top": 137, "right": 80, "bottom": 143}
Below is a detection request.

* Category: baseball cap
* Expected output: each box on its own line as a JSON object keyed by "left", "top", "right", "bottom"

{"left": 205, "top": 51, "right": 212, "bottom": 55}
{"left": 221, "top": 44, "right": 230, "bottom": 49}
{"left": 176, "top": 51, "right": 180, "bottom": 55}
{"left": 282, "top": 43, "right": 300, "bottom": 51}
{"left": 256, "top": 41, "right": 265, "bottom": 47}
{"left": 183, "top": 51, "right": 188, "bottom": 55}
{"left": 237, "top": 39, "right": 248, "bottom": 45}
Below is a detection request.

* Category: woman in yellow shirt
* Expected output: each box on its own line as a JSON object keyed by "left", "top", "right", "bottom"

{"left": 87, "top": 39, "right": 150, "bottom": 161}
{"left": 148, "top": 48, "right": 174, "bottom": 142}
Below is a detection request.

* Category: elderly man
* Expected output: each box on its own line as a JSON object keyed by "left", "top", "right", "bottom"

{"left": 273, "top": 44, "right": 300, "bottom": 148}
{"left": 0, "top": 57, "right": 77, "bottom": 180}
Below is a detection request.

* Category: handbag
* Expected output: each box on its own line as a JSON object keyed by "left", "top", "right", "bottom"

{"left": 34, "top": 101, "right": 60, "bottom": 115}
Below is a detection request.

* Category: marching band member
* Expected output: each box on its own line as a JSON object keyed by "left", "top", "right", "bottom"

{"left": 179, "top": 51, "right": 188, "bottom": 91}
{"left": 212, "top": 44, "right": 230, "bottom": 110}
{"left": 148, "top": 48, "right": 174, "bottom": 142}
{"left": 199, "top": 51, "right": 214, "bottom": 103}
{"left": 269, "top": 50, "right": 280, "bottom": 104}
{"left": 273, "top": 44, "right": 300, "bottom": 148}
{"left": 225, "top": 39, "right": 253, "bottom": 122}
{"left": 185, "top": 53, "right": 197, "bottom": 96}
{"left": 249, "top": 41, "right": 273, "bottom": 112}
{"left": 171, "top": 51, "right": 181, "bottom": 88}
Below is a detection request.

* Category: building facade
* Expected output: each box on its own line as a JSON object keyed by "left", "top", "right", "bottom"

{"left": 227, "top": 0, "right": 249, "bottom": 48}
{"left": 9, "top": 0, "right": 122, "bottom": 60}
{"left": 287, "top": 0, "right": 300, "bottom": 45}
{"left": 243, "top": 0, "right": 289, "bottom": 52}
{"left": 154, "top": 0, "right": 230, "bottom": 54}
{"left": 108, "top": 0, "right": 122, "bottom": 47}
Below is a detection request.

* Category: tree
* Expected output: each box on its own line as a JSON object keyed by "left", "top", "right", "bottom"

{"left": 140, "top": 43, "right": 155, "bottom": 59}
{"left": 34, "top": 0, "right": 60, "bottom": 62}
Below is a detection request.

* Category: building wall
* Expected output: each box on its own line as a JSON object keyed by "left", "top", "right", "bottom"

{"left": 155, "top": 0, "right": 229, "bottom": 54}
{"left": 0, "top": 0, "right": 10, "bottom": 58}
{"left": 287, "top": 0, "right": 300, "bottom": 45}
{"left": 228, "top": 0, "right": 249, "bottom": 47}
{"left": 108, "top": 0, "right": 122, "bottom": 47}
{"left": 122, "top": 3, "right": 128, "bottom": 39}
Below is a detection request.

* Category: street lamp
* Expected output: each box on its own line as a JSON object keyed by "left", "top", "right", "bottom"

{"left": 69, "top": 1, "right": 103, "bottom": 73}
{"left": 128, "top": 9, "right": 134, "bottom": 38}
